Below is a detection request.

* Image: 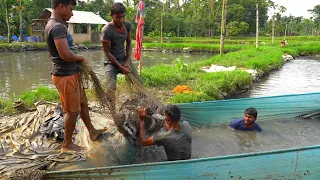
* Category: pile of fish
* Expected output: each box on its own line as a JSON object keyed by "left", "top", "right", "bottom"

{"left": 117, "top": 97, "right": 164, "bottom": 146}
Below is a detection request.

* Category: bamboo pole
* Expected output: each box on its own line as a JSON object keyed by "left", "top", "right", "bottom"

{"left": 256, "top": 3, "right": 259, "bottom": 48}
{"left": 139, "top": 25, "right": 144, "bottom": 74}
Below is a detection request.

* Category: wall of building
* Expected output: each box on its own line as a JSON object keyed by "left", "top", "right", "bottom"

{"left": 68, "top": 24, "right": 92, "bottom": 44}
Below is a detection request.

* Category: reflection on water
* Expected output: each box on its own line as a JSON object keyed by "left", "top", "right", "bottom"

{"left": 0, "top": 50, "right": 211, "bottom": 98}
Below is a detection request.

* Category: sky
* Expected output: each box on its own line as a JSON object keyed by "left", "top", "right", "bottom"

{"left": 268, "top": 0, "right": 319, "bottom": 18}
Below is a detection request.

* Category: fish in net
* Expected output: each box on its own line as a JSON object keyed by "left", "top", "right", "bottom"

{"left": 79, "top": 63, "right": 165, "bottom": 145}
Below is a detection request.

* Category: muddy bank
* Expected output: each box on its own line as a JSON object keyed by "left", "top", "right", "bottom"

{"left": 0, "top": 43, "right": 102, "bottom": 52}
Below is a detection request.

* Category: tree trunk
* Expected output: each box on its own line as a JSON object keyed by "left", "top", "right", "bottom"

{"left": 220, "top": 0, "right": 227, "bottom": 55}
{"left": 284, "top": 24, "right": 287, "bottom": 39}
{"left": 5, "top": 3, "right": 11, "bottom": 43}
{"left": 272, "top": 18, "right": 275, "bottom": 43}
{"left": 160, "top": 1, "right": 164, "bottom": 43}
{"left": 19, "top": 0, "right": 23, "bottom": 42}
{"left": 256, "top": 3, "right": 259, "bottom": 48}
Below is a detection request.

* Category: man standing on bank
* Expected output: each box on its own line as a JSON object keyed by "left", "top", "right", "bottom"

{"left": 45, "top": 0, "right": 106, "bottom": 152}
{"left": 101, "top": 2, "right": 143, "bottom": 109}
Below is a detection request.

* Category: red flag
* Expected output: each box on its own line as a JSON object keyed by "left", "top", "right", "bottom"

{"left": 134, "top": 22, "right": 143, "bottom": 61}
{"left": 134, "top": 0, "right": 145, "bottom": 61}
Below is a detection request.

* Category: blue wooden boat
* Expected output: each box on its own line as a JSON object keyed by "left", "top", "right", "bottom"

{"left": 45, "top": 92, "right": 320, "bottom": 179}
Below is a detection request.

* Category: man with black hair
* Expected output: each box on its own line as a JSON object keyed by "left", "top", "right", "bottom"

{"left": 44, "top": 0, "right": 106, "bottom": 152}
{"left": 101, "top": 2, "right": 143, "bottom": 109}
{"left": 138, "top": 104, "right": 192, "bottom": 161}
{"left": 229, "top": 107, "right": 262, "bottom": 132}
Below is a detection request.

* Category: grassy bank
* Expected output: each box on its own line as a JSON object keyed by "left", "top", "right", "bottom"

{"left": 0, "top": 42, "right": 101, "bottom": 52}
{"left": 143, "top": 43, "right": 243, "bottom": 53}
{"left": 0, "top": 86, "right": 59, "bottom": 114}
{"left": 144, "top": 36, "right": 320, "bottom": 44}
{"left": 142, "top": 45, "right": 286, "bottom": 103}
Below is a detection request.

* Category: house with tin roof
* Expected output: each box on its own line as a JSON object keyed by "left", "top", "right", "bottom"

{"left": 31, "top": 8, "right": 108, "bottom": 44}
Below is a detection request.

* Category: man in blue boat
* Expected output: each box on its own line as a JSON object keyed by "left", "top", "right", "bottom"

{"left": 138, "top": 104, "right": 192, "bottom": 161}
{"left": 45, "top": 0, "right": 106, "bottom": 152}
{"left": 229, "top": 108, "right": 262, "bottom": 132}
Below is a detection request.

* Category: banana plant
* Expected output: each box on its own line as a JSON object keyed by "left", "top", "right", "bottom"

{"left": 172, "top": 58, "right": 188, "bottom": 72}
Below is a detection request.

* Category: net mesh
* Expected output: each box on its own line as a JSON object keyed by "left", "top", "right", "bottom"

{"left": 0, "top": 63, "right": 165, "bottom": 179}
{"left": 79, "top": 63, "right": 165, "bottom": 141}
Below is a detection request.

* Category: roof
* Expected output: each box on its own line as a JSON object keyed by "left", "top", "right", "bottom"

{"left": 45, "top": 8, "right": 108, "bottom": 24}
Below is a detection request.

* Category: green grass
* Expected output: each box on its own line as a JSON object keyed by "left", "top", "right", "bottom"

{"left": 144, "top": 36, "right": 320, "bottom": 44}
{"left": 142, "top": 44, "right": 313, "bottom": 103}
{"left": 0, "top": 42, "right": 47, "bottom": 51}
{"left": 0, "top": 86, "right": 59, "bottom": 115}
{"left": 143, "top": 43, "right": 242, "bottom": 53}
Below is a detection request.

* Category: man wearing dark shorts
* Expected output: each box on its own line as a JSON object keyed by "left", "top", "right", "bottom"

{"left": 44, "top": 0, "right": 106, "bottom": 152}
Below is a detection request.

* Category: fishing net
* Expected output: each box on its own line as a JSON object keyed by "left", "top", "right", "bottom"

{"left": 0, "top": 102, "right": 88, "bottom": 179}
{"left": 79, "top": 63, "right": 165, "bottom": 145}
{"left": 0, "top": 63, "right": 166, "bottom": 179}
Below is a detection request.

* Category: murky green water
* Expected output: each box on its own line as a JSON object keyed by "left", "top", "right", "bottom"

{"left": 0, "top": 50, "right": 211, "bottom": 98}
{"left": 237, "top": 57, "right": 320, "bottom": 98}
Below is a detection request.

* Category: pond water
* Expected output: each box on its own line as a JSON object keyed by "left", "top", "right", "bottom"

{"left": 236, "top": 57, "right": 320, "bottom": 98}
{"left": 192, "top": 117, "right": 320, "bottom": 159}
{"left": 0, "top": 50, "right": 211, "bottom": 98}
{"left": 190, "top": 57, "right": 320, "bottom": 161}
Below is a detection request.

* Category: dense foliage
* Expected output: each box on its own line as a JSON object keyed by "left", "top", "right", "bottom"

{"left": 0, "top": 0, "right": 319, "bottom": 41}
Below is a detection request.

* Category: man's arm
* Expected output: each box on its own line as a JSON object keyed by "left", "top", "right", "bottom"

{"left": 139, "top": 120, "right": 155, "bottom": 146}
{"left": 102, "top": 40, "right": 129, "bottom": 73}
{"left": 124, "top": 29, "right": 132, "bottom": 68}
{"left": 138, "top": 108, "right": 155, "bottom": 146}
{"left": 54, "top": 38, "right": 86, "bottom": 63}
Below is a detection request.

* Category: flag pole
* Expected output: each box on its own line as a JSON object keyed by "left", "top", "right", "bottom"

{"left": 139, "top": 25, "right": 144, "bottom": 75}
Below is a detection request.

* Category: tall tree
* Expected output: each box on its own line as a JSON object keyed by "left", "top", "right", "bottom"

{"left": 0, "top": 0, "right": 16, "bottom": 42}
{"left": 18, "top": 0, "right": 23, "bottom": 41}
{"left": 220, "top": 0, "right": 227, "bottom": 55}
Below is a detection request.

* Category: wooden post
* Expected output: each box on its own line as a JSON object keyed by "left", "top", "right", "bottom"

{"left": 256, "top": 3, "right": 259, "bottom": 48}
{"left": 139, "top": 25, "right": 144, "bottom": 74}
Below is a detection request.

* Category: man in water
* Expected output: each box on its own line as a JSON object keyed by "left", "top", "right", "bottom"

{"left": 44, "top": 0, "right": 106, "bottom": 152}
{"left": 138, "top": 104, "right": 192, "bottom": 161}
{"left": 229, "top": 107, "right": 262, "bottom": 132}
